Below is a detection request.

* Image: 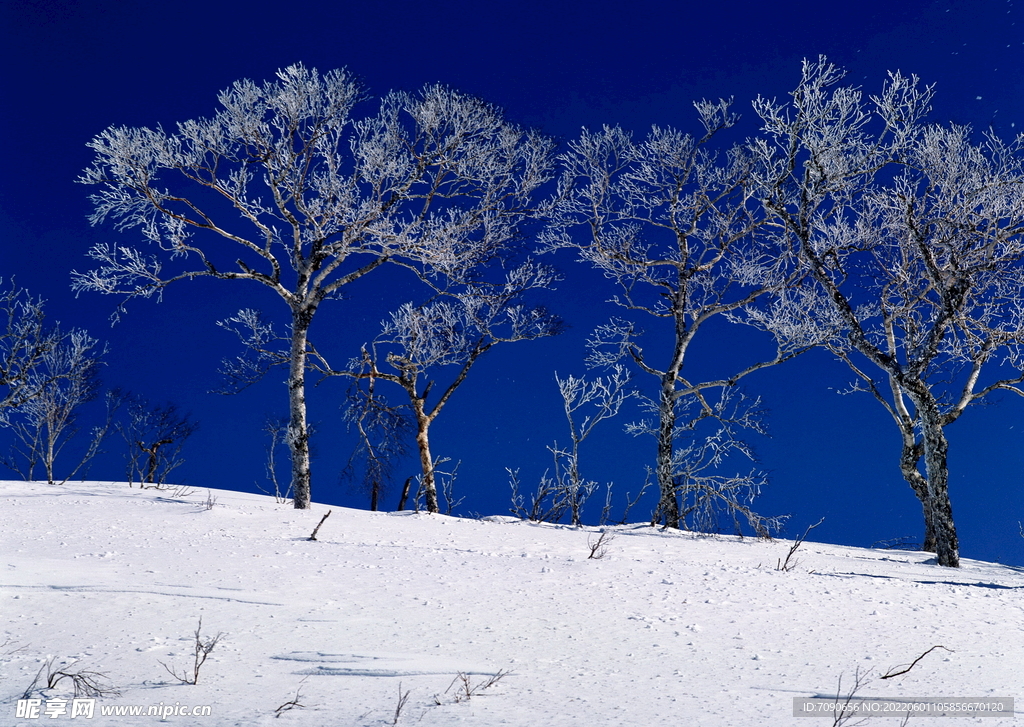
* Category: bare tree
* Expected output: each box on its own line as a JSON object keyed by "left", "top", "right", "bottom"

{"left": 627, "top": 385, "right": 785, "bottom": 536}
{"left": 542, "top": 107, "right": 818, "bottom": 528}
{"left": 73, "top": 63, "right": 555, "bottom": 509}
{"left": 512, "top": 364, "right": 636, "bottom": 526}
{"left": 0, "top": 281, "right": 64, "bottom": 413}
{"left": 0, "top": 330, "right": 107, "bottom": 483}
{"left": 340, "top": 378, "right": 411, "bottom": 511}
{"left": 752, "top": 58, "right": 1024, "bottom": 567}
{"left": 261, "top": 414, "right": 292, "bottom": 502}
{"left": 339, "top": 261, "right": 563, "bottom": 513}
{"left": 115, "top": 392, "right": 198, "bottom": 487}
{"left": 551, "top": 364, "right": 636, "bottom": 526}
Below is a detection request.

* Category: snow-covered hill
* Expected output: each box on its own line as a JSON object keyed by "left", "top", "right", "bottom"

{"left": 2, "top": 480, "right": 1021, "bottom": 725}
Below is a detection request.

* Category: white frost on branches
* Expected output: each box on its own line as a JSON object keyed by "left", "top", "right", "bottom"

{"left": 72, "top": 63, "right": 556, "bottom": 508}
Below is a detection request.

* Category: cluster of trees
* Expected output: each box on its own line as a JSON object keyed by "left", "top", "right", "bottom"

{"left": 52, "top": 59, "right": 1024, "bottom": 568}
{"left": 0, "top": 282, "right": 198, "bottom": 486}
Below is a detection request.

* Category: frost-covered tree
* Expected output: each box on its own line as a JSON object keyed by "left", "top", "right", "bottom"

{"left": 1, "top": 329, "right": 107, "bottom": 483}
{"left": 752, "top": 58, "right": 1024, "bottom": 567}
{"left": 550, "top": 365, "right": 636, "bottom": 526}
{"left": 510, "top": 364, "right": 637, "bottom": 526}
{"left": 0, "top": 281, "right": 64, "bottom": 413}
{"left": 339, "top": 262, "right": 562, "bottom": 513}
{"left": 629, "top": 385, "right": 783, "bottom": 535}
{"left": 542, "top": 106, "right": 819, "bottom": 529}
{"left": 73, "top": 63, "right": 555, "bottom": 508}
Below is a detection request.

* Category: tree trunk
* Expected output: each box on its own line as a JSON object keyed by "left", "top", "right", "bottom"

{"left": 920, "top": 426, "right": 958, "bottom": 568}
{"left": 567, "top": 446, "right": 583, "bottom": 527}
{"left": 911, "top": 392, "right": 960, "bottom": 567}
{"left": 44, "top": 423, "right": 56, "bottom": 484}
{"left": 397, "top": 476, "right": 412, "bottom": 511}
{"left": 414, "top": 408, "right": 439, "bottom": 513}
{"left": 655, "top": 275, "right": 692, "bottom": 530}
{"left": 140, "top": 439, "right": 172, "bottom": 484}
{"left": 288, "top": 311, "right": 313, "bottom": 510}
{"left": 921, "top": 506, "right": 937, "bottom": 554}
{"left": 898, "top": 439, "right": 937, "bottom": 553}
{"left": 656, "top": 375, "right": 680, "bottom": 529}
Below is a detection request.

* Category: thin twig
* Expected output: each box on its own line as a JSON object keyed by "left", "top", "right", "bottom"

{"left": 587, "top": 530, "right": 614, "bottom": 559}
{"left": 309, "top": 510, "right": 331, "bottom": 541}
{"left": 391, "top": 682, "right": 411, "bottom": 725}
{"left": 881, "top": 646, "right": 953, "bottom": 680}
{"left": 777, "top": 517, "right": 824, "bottom": 571}
{"left": 273, "top": 676, "right": 308, "bottom": 718}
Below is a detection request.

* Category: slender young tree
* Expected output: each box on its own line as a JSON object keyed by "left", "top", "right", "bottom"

{"left": 542, "top": 104, "right": 818, "bottom": 529}
{"left": 341, "top": 378, "right": 411, "bottom": 511}
{"left": 73, "top": 63, "right": 555, "bottom": 508}
{"left": 339, "top": 261, "right": 563, "bottom": 513}
{"left": 752, "top": 58, "right": 1024, "bottom": 567}
{"left": 261, "top": 415, "right": 292, "bottom": 501}
{"left": 550, "top": 364, "right": 636, "bottom": 526}
{"left": 508, "top": 365, "right": 637, "bottom": 525}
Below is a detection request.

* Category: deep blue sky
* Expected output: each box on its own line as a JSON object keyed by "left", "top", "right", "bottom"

{"left": 3, "top": 0, "right": 1024, "bottom": 565}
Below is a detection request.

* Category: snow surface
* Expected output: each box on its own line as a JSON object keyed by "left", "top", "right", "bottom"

{"left": 2, "top": 480, "right": 1022, "bottom": 726}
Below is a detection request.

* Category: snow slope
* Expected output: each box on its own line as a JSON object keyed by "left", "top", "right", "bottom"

{"left": 2, "top": 480, "right": 1022, "bottom": 726}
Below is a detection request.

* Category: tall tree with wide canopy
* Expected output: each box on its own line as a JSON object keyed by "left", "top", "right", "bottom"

{"left": 752, "top": 59, "right": 1024, "bottom": 567}
{"left": 542, "top": 104, "right": 818, "bottom": 530}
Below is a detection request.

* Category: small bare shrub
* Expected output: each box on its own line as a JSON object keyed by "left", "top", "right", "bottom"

{"left": 1, "top": 638, "right": 27, "bottom": 660}
{"left": 391, "top": 682, "right": 411, "bottom": 725}
{"left": 22, "top": 657, "right": 120, "bottom": 699}
{"left": 159, "top": 617, "right": 223, "bottom": 685}
{"left": 828, "top": 666, "right": 873, "bottom": 727}
{"left": 273, "top": 677, "right": 308, "bottom": 718}
{"left": 777, "top": 518, "right": 824, "bottom": 572}
{"left": 434, "top": 669, "right": 510, "bottom": 705}
{"left": 508, "top": 467, "right": 568, "bottom": 523}
{"left": 599, "top": 477, "right": 651, "bottom": 526}
{"left": 587, "top": 530, "right": 614, "bottom": 560}
{"left": 439, "top": 462, "right": 464, "bottom": 516}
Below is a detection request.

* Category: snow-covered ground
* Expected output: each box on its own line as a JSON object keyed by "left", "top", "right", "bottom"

{"left": 2, "top": 480, "right": 1021, "bottom": 726}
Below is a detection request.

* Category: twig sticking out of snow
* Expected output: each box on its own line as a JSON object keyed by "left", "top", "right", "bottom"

{"left": 881, "top": 645, "right": 953, "bottom": 680}
{"left": 777, "top": 517, "right": 824, "bottom": 572}
{"left": 587, "top": 530, "right": 614, "bottom": 560}
{"left": 309, "top": 510, "right": 332, "bottom": 541}
{"left": 159, "top": 617, "right": 223, "bottom": 685}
